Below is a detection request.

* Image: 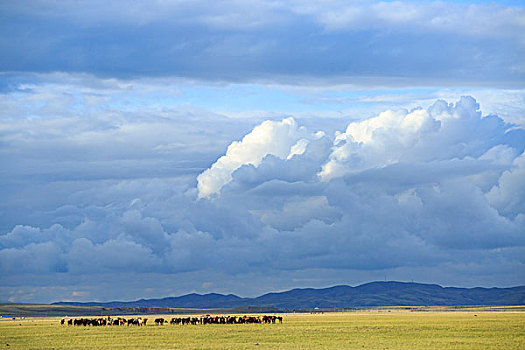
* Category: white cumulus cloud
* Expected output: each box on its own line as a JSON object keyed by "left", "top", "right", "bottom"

{"left": 197, "top": 117, "right": 313, "bottom": 198}
{"left": 319, "top": 96, "right": 521, "bottom": 181}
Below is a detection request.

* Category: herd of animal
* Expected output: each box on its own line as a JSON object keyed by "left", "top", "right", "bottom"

{"left": 60, "top": 315, "right": 283, "bottom": 327}
{"left": 166, "top": 315, "right": 282, "bottom": 325}
{"left": 60, "top": 317, "right": 146, "bottom": 327}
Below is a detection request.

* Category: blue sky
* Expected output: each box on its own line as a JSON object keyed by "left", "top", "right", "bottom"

{"left": 0, "top": 0, "right": 524, "bottom": 303}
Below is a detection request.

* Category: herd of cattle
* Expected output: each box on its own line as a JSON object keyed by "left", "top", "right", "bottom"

{"left": 60, "top": 315, "right": 283, "bottom": 327}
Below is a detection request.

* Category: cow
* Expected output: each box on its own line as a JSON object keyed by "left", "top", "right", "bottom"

{"left": 154, "top": 318, "right": 166, "bottom": 325}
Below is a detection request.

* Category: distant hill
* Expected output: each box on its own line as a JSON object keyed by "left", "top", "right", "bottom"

{"left": 53, "top": 281, "right": 525, "bottom": 310}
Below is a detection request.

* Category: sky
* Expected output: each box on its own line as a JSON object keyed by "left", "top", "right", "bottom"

{"left": 0, "top": 0, "right": 524, "bottom": 303}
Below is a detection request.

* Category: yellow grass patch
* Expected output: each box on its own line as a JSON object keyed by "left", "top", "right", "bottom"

{"left": 1, "top": 310, "right": 524, "bottom": 349}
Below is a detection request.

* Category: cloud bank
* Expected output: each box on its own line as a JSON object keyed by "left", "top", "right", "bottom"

{"left": 1, "top": 1, "right": 524, "bottom": 86}
{"left": 1, "top": 95, "right": 524, "bottom": 302}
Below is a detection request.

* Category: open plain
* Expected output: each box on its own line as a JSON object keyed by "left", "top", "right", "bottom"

{"left": 1, "top": 308, "right": 523, "bottom": 349}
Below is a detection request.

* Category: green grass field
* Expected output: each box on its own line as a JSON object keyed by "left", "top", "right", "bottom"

{"left": 1, "top": 311, "right": 524, "bottom": 349}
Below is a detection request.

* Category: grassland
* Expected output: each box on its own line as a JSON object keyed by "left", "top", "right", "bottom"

{"left": 1, "top": 310, "right": 524, "bottom": 349}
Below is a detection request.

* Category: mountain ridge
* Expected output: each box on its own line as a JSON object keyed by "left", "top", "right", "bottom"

{"left": 53, "top": 281, "right": 525, "bottom": 309}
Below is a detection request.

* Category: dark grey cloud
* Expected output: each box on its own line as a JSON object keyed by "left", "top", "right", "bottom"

{"left": 1, "top": 1, "right": 524, "bottom": 86}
